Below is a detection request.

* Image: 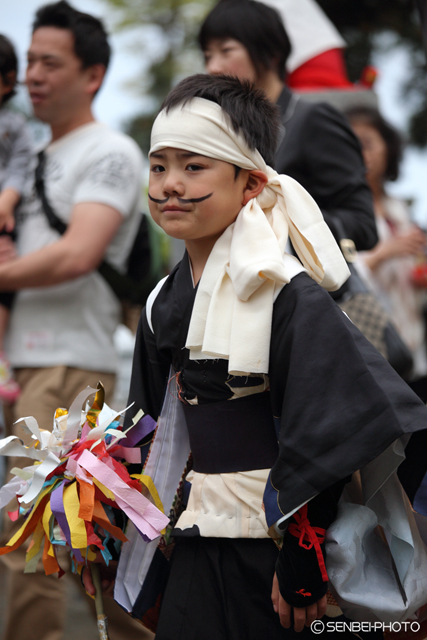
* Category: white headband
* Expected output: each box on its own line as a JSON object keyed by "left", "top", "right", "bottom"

{"left": 150, "top": 97, "right": 349, "bottom": 374}
{"left": 150, "top": 97, "right": 266, "bottom": 172}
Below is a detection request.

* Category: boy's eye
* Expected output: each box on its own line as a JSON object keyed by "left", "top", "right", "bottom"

{"left": 150, "top": 164, "right": 165, "bottom": 173}
{"left": 187, "top": 164, "right": 203, "bottom": 172}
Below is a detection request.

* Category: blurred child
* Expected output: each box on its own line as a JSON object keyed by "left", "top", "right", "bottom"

{"left": 0, "top": 35, "right": 32, "bottom": 402}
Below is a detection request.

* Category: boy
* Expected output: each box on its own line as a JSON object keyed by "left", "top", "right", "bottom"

{"left": 0, "top": 34, "right": 32, "bottom": 402}
{"left": 85, "top": 74, "right": 427, "bottom": 638}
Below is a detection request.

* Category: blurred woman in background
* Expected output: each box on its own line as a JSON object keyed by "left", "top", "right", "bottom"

{"left": 346, "top": 105, "right": 427, "bottom": 400}
{"left": 347, "top": 106, "right": 427, "bottom": 509}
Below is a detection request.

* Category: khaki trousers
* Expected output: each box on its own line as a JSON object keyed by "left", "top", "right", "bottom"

{"left": 1, "top": 366, "right": 154, "bottom": 640}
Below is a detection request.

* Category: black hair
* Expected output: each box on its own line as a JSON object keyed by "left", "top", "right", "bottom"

{"left": 160, "top": 74, "right": 280, "bottom": 168}
{"left": 345, "top": 105, "right": 403, "bottom": 182}
{"left": 198, "top": 0, "right": 291, "bottom": 81}
{"left": 0, "top": 35, "right": 18, "bottom": 104}
{"left": 32, "top": 0, "right": 110, "bottom": 70}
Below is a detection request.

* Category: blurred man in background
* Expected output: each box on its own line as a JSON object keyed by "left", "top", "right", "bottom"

{"left": 0, "top": 2, "right": 153, "bottom": 639}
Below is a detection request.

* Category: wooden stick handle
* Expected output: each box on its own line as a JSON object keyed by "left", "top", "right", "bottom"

{"left": 90, "top": 563, "right": 109, "bottom": 640}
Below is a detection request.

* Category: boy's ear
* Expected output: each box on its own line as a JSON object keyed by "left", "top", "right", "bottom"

{"left": 242, "top": 170, "right": 268, "bottom": 205}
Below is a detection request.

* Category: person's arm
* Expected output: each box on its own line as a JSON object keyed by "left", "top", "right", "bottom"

{"left": 0, "top": 188, "right": 20, "bottom": 232}
{"left": 272, "top": 480, "right": 346, "bottom": 631}
{"left": 0, "top": 201, "right": 123, "bottom": 290}
{"left": 0, "top": 130, "right": 143, "bottom": 289}
{"left": 362, "top": 226, "right": 427, "bottom": 272}
{"left": 267, "top": 272, "right": 427, "bottom": 629}
{"left": 124, "top": 307, "right": 171, "bottom": 427}
{"left": 301, "top": 103, "right": 378, "bottom": 251}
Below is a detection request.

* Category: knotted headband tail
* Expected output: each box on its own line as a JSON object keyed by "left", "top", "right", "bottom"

{"left": 150, "top": 98, "right": 349, "bottom": 374}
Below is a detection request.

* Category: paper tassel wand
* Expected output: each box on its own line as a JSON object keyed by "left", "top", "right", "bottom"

{"left": 0, "top": 383, "right": 169, "bottom": 639}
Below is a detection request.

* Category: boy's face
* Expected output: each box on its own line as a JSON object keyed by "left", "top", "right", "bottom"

{"left": 148, "top": 147, "right": 248, "bottom": 246}
{"left": 203, "top": 39, "right": 257, "bottom": 83}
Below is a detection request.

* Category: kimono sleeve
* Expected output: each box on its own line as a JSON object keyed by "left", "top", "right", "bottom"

{"left": 267, "top": 272, "right": 427, "bottom": 519}
{"left": 124, "top": 308, "right": 170, "bottom": 430}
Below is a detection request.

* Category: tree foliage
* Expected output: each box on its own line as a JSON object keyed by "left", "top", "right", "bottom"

{"left": 101, "top": 0, "right": 213, "bottom": 152}
{"left": 101, "top": 0, "right": 427, "bottom": 149}
{"left": 317, "top": 0, "right": 427, "bottom": 147}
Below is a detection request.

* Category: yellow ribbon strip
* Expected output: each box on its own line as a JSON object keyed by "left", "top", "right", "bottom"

{"left": 63, "top": 482, "right": 88, "bottom": 550}
{"left": 131, "top": 473, "right": 165, "bottom": 515}
{"left": 6, "top": 484, "right": 52, "bottom": 548}
{"left": 93, "top": 477, "right": 116, "bottom": 502}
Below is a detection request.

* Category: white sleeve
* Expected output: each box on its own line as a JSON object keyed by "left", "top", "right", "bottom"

{"left": 73, "top": 135, "right": 143, "bottom": 218}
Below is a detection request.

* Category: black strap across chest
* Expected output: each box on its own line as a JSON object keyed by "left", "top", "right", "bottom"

{"left": 34, "top": 150, "right": 133, "bottom": 301}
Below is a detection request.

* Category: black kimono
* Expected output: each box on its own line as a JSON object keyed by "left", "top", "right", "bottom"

{"left": 124, "top": 254, "right": 427, "bottom": 638}
{"left": 275, "top": 86, "right": 377, "bottom": 252}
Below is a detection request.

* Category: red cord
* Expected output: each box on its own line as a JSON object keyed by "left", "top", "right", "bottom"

{"left": 288, "top": 504, "right": 328, "bottom": 582}
{"left": 167, "top": 371, "right": 185, "bottom": 402}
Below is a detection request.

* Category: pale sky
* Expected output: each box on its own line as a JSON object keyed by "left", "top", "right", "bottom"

{"left": 3, "top": 0, "right": 427, "bottom": 225}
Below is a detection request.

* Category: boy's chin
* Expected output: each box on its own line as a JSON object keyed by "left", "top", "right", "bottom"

{"left": 168, "top": 232, "right": 187, "bottom": 241}
{"left": 158, "top": 224, "right": 185, "bottom": 240}
{"left": 152, "top": 218, "right": 190, "bottom": 241}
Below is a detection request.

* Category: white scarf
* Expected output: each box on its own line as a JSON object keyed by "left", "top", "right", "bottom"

{"left": 150, "top": 98, "right": 349, "bottom": 374}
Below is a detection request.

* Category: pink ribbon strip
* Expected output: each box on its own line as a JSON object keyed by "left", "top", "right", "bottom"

{"left": 78, "top": 450, "right": 169, "bottom": 539}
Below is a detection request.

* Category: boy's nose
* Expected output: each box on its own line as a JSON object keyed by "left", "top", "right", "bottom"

{"left": 162, "top": 172, "right": 185, "bottom": 197}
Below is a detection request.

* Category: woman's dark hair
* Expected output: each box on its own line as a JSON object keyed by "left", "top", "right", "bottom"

{"left": 33, "top": 0, "right": 111, "bottom": 70}
{"left": 160, "top": 74, "right": 280, "bottom": 168}
{"left": 0, "top": 35, "right": 18, "bottom": 104}
{"left": 198, "top": 0, "right": 291, "bottom": 81}
{"left": 345, "top": 105, "right": 403, "bottom": 182}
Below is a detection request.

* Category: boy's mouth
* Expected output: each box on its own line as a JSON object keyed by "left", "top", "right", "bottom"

{"left": 161, "top": 204, "right": 191, "bottom": 212}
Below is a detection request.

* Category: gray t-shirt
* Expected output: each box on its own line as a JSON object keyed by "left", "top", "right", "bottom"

{"left": 7, "top": 121, "right": 143, "bottom": 373}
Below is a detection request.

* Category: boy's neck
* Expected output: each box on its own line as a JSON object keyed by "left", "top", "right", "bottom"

{"left": 186, "top": 237, "right": 219, "bottom": 285}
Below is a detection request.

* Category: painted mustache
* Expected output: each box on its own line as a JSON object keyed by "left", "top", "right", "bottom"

{"left": 148, "top": 193, "right": 213, "bottom": 205}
